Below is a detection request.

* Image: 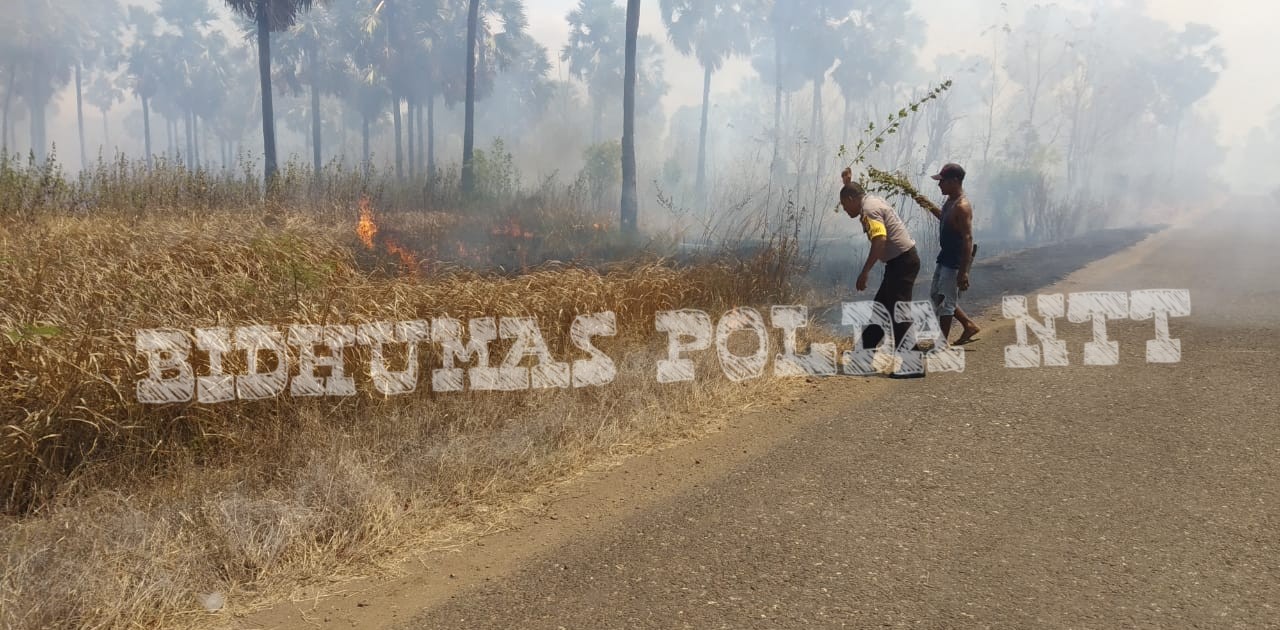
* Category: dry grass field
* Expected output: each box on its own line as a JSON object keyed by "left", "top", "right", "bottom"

{"left": 0, "top": 155, "right": 811, "bottom": 628}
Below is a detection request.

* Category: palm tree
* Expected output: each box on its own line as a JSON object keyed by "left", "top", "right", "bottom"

{"left": 563, "top": 0, "right": 667, "bottom": 146}
{"left": 830, "top": 0, "right": 922, "bottom": 146}
{"left": 277, "top": 4, "right": 341, "bottom": 176}
{"left": 659, "top": 0, "right": 750, "bottom": 196}
{"left": 460, "top": 0, "right": 481, "bottom": 194}
{"left": 563, "top": 0, "right": 624, "bottom": 145}
{"left": 11, "top": 0, "right": 80, "bottom": 163}
{"left": 71, "top": 1, "right": 123, "bottom": 168}
{"left": 160, "top": 0, "right": 219, "bottom": 171}
{"left": 223, "top": 0, "right": 320, "bottom": 184}
{"left": 748, "top": 0, "right": 806, "bottom": 174}
{"left": 125, "top": 6, "right": 164, "bottom": 171}
{"left": 328, "top": 0, "right": 389, "bottom": 174}
{"left": 85, "top": 72, "right": 124, "bottom": 151}
{"left": 621, "top": 0, "right": 640, "bottom": 234}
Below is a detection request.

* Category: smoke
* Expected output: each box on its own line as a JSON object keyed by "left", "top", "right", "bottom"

{"left": 3, "top": 0, "right": 1274, "bottom": 237}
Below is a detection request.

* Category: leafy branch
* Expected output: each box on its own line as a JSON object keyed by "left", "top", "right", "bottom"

{"left": 837, "top": 80, "right": 952, "bottom": 171}
{"left": 833, "top": 81, "right": 952, "bottom": 211}
{"left": 865, "top": 166, "right": 939, "bottom": 214}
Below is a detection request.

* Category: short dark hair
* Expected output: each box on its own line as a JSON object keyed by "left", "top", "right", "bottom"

{"left": 840, "top": 182, "right": 865, "bottom": 201}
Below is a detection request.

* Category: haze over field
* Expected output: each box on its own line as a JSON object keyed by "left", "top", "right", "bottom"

{"left": 5, "top": 0, "right": 1279, "bottom": 234}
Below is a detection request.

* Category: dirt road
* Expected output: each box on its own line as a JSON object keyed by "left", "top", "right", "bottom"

{"left": 242, "top": 198, "right": 1279, "bottom": 629}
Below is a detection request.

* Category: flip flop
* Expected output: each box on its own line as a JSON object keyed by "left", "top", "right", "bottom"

{"left": 954, "top": 329, "right": 981, "bottom": 346}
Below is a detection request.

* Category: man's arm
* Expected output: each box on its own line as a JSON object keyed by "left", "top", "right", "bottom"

{"left": 858, "top": 237, "right": 885, "bottom": 291}
{"left": 953, "top": 199, "right": 974, "bottom": 288}
{"left": 912, "top": 192, "right": 942, "bottom": 220}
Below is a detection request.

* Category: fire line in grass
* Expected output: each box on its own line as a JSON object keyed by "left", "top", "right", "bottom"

{"left": 357, "top": 196, "right": 420, "bottom": 275}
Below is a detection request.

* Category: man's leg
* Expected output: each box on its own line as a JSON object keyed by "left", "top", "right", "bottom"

{"left": 954, "top": 307, "right": 981, "bottom": 344}
{"left": 930, "top": 265, "right": 956, "bottom": 340}
{"left": 885, "top": 250, "right": 923, "bottom": 378}
{"left": 863, "top": 274, "right": 891, "bottom": 350}
{"left": 889, "top": 250, "right": 921, "bottom": 346}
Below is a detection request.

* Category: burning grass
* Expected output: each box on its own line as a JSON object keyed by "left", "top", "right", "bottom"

{"left": 0, "top": 196, "right": 805, "bottom": 628}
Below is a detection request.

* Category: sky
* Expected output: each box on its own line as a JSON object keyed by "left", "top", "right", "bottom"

{"left": 527, "top": 0, "right": 1279, "bottom": 148}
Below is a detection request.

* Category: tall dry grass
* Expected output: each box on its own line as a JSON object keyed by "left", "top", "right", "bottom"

{"left": 0, "top": 153, "right": 811, "bottom": 628}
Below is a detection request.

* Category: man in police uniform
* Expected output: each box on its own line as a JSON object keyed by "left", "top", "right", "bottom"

{"left": 838, "top": 171, "right": 922, "bottom": 377}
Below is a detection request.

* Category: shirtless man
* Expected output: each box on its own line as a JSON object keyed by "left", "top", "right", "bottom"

{"left": 919, "top": 163, "right": 981, "bottom": 345}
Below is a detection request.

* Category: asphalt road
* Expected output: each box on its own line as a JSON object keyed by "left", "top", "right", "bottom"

{"left": 392, "top": 200, "right": 1280, "bottom": 629}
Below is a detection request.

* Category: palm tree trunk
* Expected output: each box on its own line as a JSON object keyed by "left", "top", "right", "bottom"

{"left": 3, "top": 62, "right": 15, "bottom": 152}
{"left": 416, "top": 102, "right": 424, "bottom": 176}
{"left": 194, "top": 114, "right": 201, "bottom": 171}
{"left": 75, "top": 62, "right": 87, "bottom": 168}
{"left": 256, "top": 0, "right": 278, "bottom": 183}
{"left": 184, "top": 108, "right": 194, "bottom": 170}
{"left": 340, "top": 106, "right": 348, "bottom": 162}
{"left": 427, "top": 93, "right": 436, "bottom": 177}
{"left": 696, "top": 64, "right": 712, "bottom": 197}
{"left": 461, "top": 0, "right": 480, "bottom": 194}
{"left": 407, "top": 97, "right": 415, "bottom": 178}
{"left": 29, "top": 75, "right": 48, "bottom": 162}
{"left": 141, "top": 96, "right": 153, "bottom": 171}
{"left": 361, "top": 114, "right": 370, "bottom": 176}
{"left": 772, "top": 30, "right": 782, "bottom": 174}
{"left": 310, "top": 83, "right": 321, "bottom": 176}
{"left": 393, "top": 95, "right": 403, "bottom": 180}
{"left": 621, "top": 0, "right": 640, "bottom": 234}
{"left": 308, "top": 40, "right": 322, "bottom": 178}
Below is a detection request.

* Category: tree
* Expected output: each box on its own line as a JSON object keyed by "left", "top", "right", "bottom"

{"left": 563, "top": 0, "right": 667, "bottom": 145}
{"left": 829, "top": 0, "right": 922, "bottom": 146}
{"left": 160, "top": 0, "right": 221, "bottom": 171}
{"left": 621, "top": 0, "right": 640, "bottom": 234}
{"left": 84, "top": 71, "right": 124, "bottom": 151}
{"left": 659, "top": 0, "right": 750, "bottom": 197}
{"left": 223, "top": 0, "right": 320, "bottom": 184}
{"left": 1152, "top": 23, "right": 1225, "bottom": 176}
{"left": 69, "top": 1, "right": 124, "bottom": 168}
{"left": 276, "top": 4, "right": 343, "bottom": 176}
{"left": 10, "top": 0, "right": 82, "bottom": 162}
{"left": 1002, "top": 3, "right": 1075, "bottom": 160}
{"left": 1, "top": 33, "right": 19, "bottom": 152}
{"left": 126, "top": 6, "right": 164, "bottom": 171}
{"left": 462, "top": 0, "right": 480, "bottom": 194}
{"left": 748, "top": 0, "right": 807, "bottom": 173}
{"left": 327, "top": 0, "right": 389, "bottom": 173}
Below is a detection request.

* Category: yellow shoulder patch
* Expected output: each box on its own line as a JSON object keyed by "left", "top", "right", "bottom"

{"left": 864, "top": 218, "right": 887, "bottom": 241}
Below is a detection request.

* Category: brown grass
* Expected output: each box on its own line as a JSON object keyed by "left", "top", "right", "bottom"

{"left": 0, "top": 185, "right": 809, "bottom": 627}
{"left": 0, "top": 148, "right": 815, "bottom": 628}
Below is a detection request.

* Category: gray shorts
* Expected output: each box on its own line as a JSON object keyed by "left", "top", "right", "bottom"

{"left": 930, "top": 265, "right": 961, "bottom": 316}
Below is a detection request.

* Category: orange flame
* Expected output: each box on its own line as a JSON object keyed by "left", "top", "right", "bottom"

{"left": 491, "top": 217, "right": 535, "bottom": 240}
{"left": 357, "top": 196, "right": 377, "bottom": 249}
{"left": 356, "top": 196, "right": 419, "bottom": 275}
{"left": 387, "top": 240, "right": 419, "bottom": 274}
